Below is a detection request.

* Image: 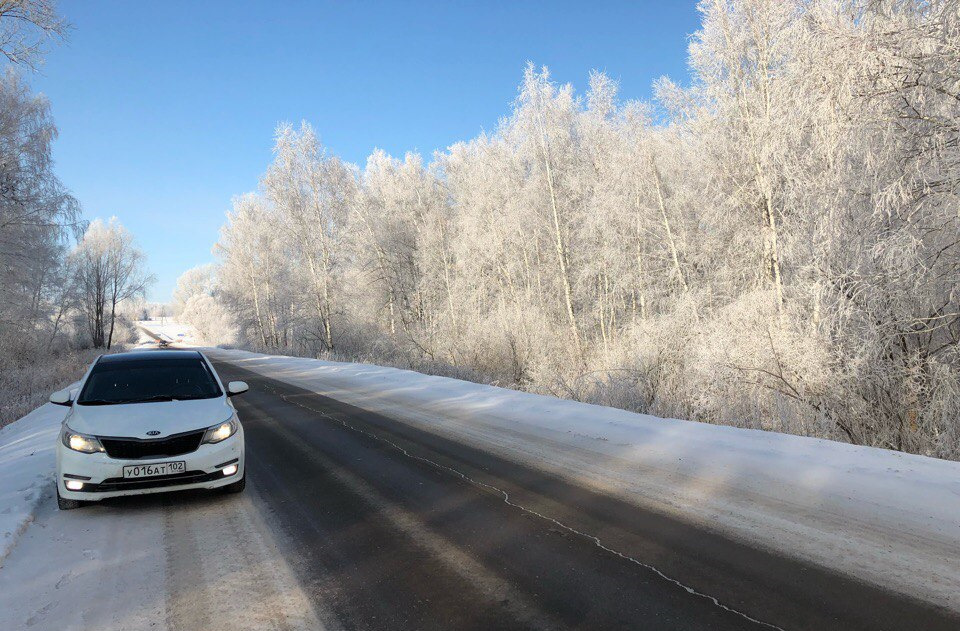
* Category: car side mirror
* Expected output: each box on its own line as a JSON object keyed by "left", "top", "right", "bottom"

{"left": 226, "top": 381, "right": 249, "bottom": 397}
{"left": 49, "top": 390, "right": 73, "bottom": 406}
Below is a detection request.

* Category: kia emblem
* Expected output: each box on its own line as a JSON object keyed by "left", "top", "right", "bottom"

{"left": 146, "top": 430, "right": 161, "bottom": 436}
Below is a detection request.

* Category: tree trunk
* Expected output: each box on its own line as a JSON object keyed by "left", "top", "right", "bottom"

{"left": 633, "top": 192, "right": 648, "bottom": 322}
{"left": 534, "top": 105, "right": 584, "bottom": 365}
{"left": 106, "top": 297, "right": 116, "bottom": 349}
{"left": 649, "top": 156, "right": 688, "bottom": 292}
{"left": 248, "top": 263, "right": 268, "bottom": 348}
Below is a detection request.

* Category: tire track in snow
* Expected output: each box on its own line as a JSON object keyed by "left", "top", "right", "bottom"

{"left": 162, "top": 485, "right": 326, "bottom": 631}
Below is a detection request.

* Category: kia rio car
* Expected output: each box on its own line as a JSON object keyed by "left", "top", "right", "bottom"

{"left": 50, "top": 350, "right": 247, "bottom": 510}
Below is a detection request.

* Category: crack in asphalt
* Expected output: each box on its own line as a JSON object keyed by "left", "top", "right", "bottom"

{"left": 260, "top": 382, "right": 786, "bottom": 631}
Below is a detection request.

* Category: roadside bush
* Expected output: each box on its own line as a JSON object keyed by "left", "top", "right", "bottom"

{"left": 0, "top": 347, "right": 120, "bottom": 429}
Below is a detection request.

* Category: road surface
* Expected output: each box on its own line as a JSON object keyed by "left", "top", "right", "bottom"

{"left": 1, "top": 358, "right": 956, "bottom": 630}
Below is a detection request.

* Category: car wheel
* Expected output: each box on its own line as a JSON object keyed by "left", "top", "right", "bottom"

{"left": 220, "top": 474, "right": 245, "bottom": 494}
{"left": 57, "top": 489, "right": 84, "bottom": 510}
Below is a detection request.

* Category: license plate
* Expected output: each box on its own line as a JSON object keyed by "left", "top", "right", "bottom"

{"left": 122, "top": 461, "right": 186, "bottom": 479}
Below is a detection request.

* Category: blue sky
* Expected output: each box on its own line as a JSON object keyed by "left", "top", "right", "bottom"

{"left": 29, "top": 1, "right": 699, "bottom": 302}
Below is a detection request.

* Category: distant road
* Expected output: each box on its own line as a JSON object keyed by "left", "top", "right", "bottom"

{"left": 1, "top": 358, "right": 956, "bottom": 630}
{"left": 135, "top": 323, "right": 162, "bottom": 341}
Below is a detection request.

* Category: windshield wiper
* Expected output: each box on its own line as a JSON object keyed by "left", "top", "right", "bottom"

{"left": 76, "top": 399, "right": 125, "bottom": 406}
{"left": 78, "top": 394, "right": 213, "bottom": 405}
{"left": 126, "top": 395, "right": 176, "bottom": 404}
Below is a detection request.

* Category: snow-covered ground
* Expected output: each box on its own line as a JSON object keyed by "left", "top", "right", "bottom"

{"left": 0, "top": 460, "right": 324, "bottom": 631}
{"left": 204, "top": 347, "right": 960, "bottom": 613}
{"left": 0, "top": 402, "right": 68, "bottom": 561}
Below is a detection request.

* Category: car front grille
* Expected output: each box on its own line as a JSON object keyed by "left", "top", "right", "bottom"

{"left": 100, "top": 430, "right": 205, "bottom": 459}
{"left": 90, "top": 470, "right": 218, "bottom": 492}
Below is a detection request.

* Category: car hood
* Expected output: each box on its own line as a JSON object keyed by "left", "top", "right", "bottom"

{"left": 66, "top": 397, "right": 234, "bottom": 438}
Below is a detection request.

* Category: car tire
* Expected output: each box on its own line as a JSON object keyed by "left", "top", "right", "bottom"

{"left": 57, "top": 489, "right": 84, "bottom": 510}
{"left": 220, "top": 474, "right": 245, "bottom": 494}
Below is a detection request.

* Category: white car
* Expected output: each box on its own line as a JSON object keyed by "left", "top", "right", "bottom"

{"left": 50, "top": 350, "right": 247, "bottom": 510}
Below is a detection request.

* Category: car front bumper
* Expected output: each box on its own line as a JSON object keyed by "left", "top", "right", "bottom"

{"left": 56, "top": 427, "right": 244, "bottom": 501}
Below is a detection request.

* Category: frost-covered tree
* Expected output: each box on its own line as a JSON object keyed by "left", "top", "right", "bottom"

{"left": 0, "top": 1, "right": 113, "bottom": 428}
{"left": 0, "top": 69, "right": 78, "bottom": 356}
{"left": 71, "top": 218, "right": 153, "bottom": 349}
{"left": 171, "top": 263, "right": 236, "bottom": 345}
{"left": 171, "top": 263, "right": 216, "bottom": 316}
{"left": 216, "top": 194, "right": 298, "bottom": 350}
{"left": 350, "top": 150, "right": 456, "bottom": 360}
{"left": 0, "top": 0, "right": 67, "bottom": 69}
{"left": 202, "top": 0, "right": 960, "bottom": 460}
{"left": 262, "top": 123, "right": 356, "bottom": 351}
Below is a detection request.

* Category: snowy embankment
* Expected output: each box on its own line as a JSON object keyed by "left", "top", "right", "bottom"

{"left": 0, "top": 403, "right": 68, "bottom": 561}
{"left": 206, "top": 347, "right": 960, "bottom": 612}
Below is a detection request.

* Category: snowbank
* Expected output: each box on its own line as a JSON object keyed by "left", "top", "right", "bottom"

{"left": 206, "top": 347, "right": 960, "bottom": 612}
{"left": 0, "top": 402, "right": 67, "bottom": 561}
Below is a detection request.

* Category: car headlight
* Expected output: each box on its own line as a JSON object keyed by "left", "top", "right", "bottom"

{"left": 61, "top": 427, "right": 105, "bottom": 454}
{"left": 202, "top": 418, "right": 238, "bottom": 444}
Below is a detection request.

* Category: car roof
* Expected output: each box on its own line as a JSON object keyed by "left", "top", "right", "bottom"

{"left": 97, "top": 350, "right": 204, "bottom": 364}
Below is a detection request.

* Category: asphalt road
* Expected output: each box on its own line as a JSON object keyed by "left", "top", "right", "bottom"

{"left": 209, "top": 360, "right": 958, "bottom": 631}
{"left": 2, "top": 359, "right": 956, "bottom": 631}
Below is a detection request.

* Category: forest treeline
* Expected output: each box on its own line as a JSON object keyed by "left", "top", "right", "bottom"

{"left": 177, "top": 0, "right": 959, "bottom": 459}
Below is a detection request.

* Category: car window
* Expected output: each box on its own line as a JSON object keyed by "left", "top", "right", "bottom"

{"left": 77, "top": 357, "right": 222, "bottom": 405}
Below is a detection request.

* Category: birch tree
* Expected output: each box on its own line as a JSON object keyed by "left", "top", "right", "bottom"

{"left": 216, "top": 194, "right": 299, "bottom": 350}
{"left": 262, "top": 123, "right": 355, "bottom": 351}
{"left": 350, "top": 150, "right": 458, "bottom": 360}
{"left": 71, "top": 218, "right": 152, "bottom": 349}
{"left": 0, "top": 69, "right": 78, "bottom": 355}
{"left": 513, "top": 65, "right": 587, "bottom": 365}
{"left": 0, "top": 0, "right": 67, "bottom": 69}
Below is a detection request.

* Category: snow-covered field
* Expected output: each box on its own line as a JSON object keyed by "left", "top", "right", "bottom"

{"left": 205, "top": 347, "right": 960, "bottom": 612}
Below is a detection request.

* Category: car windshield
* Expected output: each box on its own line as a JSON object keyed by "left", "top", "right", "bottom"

{"left": 77, "top": 356, "right": 222, "bottom": 405}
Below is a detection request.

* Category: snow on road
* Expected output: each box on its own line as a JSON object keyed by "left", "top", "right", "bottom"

{"left": 0, "top": 340, "right": 326, "bottom": 631}
{"left": 0, "top": 479, "right": 326, "bottom": 631}
{"left": 205, "top": 347, "right": 960, "bottom": 613}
